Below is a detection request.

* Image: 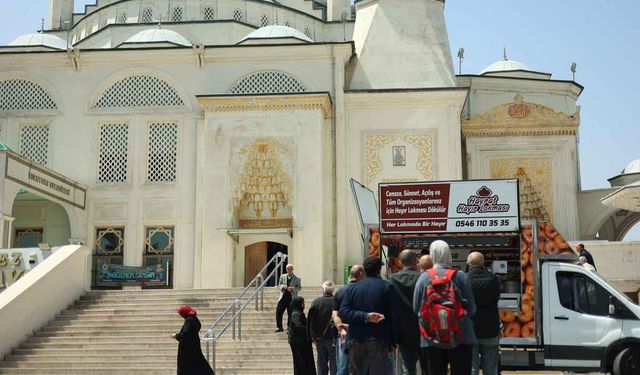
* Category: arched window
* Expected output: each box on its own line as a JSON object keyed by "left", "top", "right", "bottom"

{"left": 229, "top": 71, "right": 307, "bottom": 94}
{"left": 0, "top": 79, "right": 57, "bottom": 111}
{"left": 203, "top": 6, "right": 216, "bottom": 20}
{"left": 93, "top": 75, "right": 185, "bottom": 109}
{"left": 141, "top": 7, "right": 153, "bottom": 23}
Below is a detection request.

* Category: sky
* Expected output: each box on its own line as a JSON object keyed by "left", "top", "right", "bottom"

{"left": 0, "top": 0, "right": 638, "bottom": 239}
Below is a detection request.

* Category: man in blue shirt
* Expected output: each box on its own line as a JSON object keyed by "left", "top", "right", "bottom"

{"left": 339, "top": 256, "right": 395, "bottom": 375}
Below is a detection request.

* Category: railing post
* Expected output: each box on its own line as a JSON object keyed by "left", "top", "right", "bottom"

{"left": 260, "top": 280, "right": 264, "bottom": 311}
{"left": 237, "top": 299, "right": 242, "bottom": 341}
{"left": 211, "top": 339, "right": 216, "bottom": 373}
{"left": 255, "top": 277, "right": 259, "bottom": 311}
{"left": 232, "top": 300, "right": 236, "bottom": 341}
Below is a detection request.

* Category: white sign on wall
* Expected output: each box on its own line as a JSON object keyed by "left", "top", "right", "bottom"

{"left": 3, "top": 152, "right": 86, "bottom": 209}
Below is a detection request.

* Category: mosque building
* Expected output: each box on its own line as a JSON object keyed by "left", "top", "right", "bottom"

{"left": 0, "top": 0, "right": 637, "bottom": 288}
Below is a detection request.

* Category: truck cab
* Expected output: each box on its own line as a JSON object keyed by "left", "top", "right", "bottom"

{"left": 504, "top": 258, "right": 640, "bottom": 374}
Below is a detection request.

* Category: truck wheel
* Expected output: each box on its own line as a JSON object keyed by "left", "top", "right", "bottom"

{"left": 613, "top": 347, "right": 640, "bottom": 375}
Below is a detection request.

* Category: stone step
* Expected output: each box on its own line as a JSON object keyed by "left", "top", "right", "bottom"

{"left": 11, "top": 346, "right": 289, "bottom": 357}
{"left": 0, "top": 359, "right": 289, "bottom": 368}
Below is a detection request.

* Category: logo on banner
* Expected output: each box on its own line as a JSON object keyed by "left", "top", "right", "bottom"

{"left": 456, "top": 186, "right": 510, "bottom": 215}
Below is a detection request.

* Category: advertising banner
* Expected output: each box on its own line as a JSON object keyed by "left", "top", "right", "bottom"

{"left": 379, "top": 179, "right": 519, "bottom": 234}
{"left": 95, "top": 260, "right": 169, "bottom": 288}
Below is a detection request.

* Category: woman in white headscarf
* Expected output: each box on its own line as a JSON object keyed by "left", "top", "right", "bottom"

{"left": 412, "top": 240, "right": 477, "bottom": 375}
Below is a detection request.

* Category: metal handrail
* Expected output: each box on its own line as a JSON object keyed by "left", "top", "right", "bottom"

{"left": 202, "top": 251, "right": 285, "bottom": 339}
{"left": 201, "top": 252, "right": 288, "bottom": 372}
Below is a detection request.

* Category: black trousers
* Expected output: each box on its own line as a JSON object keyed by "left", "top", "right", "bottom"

{"left": 426, "top": 345, "right": 472, "bottom": 375}
{"left": 275, "top": 295, "right": 292, "bottom": 330}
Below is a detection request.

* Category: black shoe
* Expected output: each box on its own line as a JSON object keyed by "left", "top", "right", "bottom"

{"left": 275, "top": 328, "right": 284, "bottom": 332}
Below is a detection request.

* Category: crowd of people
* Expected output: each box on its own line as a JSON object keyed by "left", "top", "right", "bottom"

{"left": 170, "top": 241, "right": 597, "bottom": 375}
{"left": 279, "top": 240, "right": 505, "bottom": 375}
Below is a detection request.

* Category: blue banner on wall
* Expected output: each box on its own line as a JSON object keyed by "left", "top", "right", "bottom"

{"left": 96, "top": 259, "right": 169, "bottom": 287}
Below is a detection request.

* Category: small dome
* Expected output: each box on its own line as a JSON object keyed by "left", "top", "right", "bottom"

{"left": 124, "top": 28, "right": 191, "bottom": 47}
{"left": 8, "top": 33, "right": 67, "bottom": 50}
{"left": 623, "top": 159, "right": 640, "bottom": 174}
{"left": 240, "top": 25, "right": 313, "bottom": 44}
{"left": 480, "top": 59, "right": 532, "bottom": 75}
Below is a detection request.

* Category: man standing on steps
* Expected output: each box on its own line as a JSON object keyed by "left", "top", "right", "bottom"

{"left": 308, "top": 280, "right": 338, "bottom": 375}
{"left": 333, "top": 265, "right": 365, "bottom": 375}
{"left": 275, "top": 264, "right": 301, "bottom": 332}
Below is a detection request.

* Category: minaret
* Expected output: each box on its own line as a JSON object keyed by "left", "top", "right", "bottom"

{"left": 348, "top": 0, "right": 456, "bottom": 89}
{"left": 49, "top": 0, "right": 74, "bottom": 30}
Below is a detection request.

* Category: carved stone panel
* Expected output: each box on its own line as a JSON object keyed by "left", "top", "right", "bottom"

{"left": 490, "top": 158, "right": 553, "bottom": 220}
{"left": 230, "top": 137, "right": 295, "bottom": 228}
{"left": 364, "top": 133, "right": 433, "bottom": 189}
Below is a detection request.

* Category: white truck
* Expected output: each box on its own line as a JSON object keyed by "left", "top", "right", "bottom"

{"left": 502, "top": 252, "right": 640, "bottom": 375}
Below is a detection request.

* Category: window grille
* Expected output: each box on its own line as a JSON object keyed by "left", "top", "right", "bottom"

{"left": 229, "top": 71, "right": 307, "bottom": 94}
{"left": 141, "top": 7, "right": 153, "bottom": 23}
{"left": 14, "top": 228, "right": 43, "bottom": 248}
{"left": 20, "top": 125, "right": 49, "bottom": 165}
{"left": 97, "top": 122, "right": 129, "bottom": 183}
{"left": 94, "top": 75, "right": 184, "bottom": 109}
{"left": 260, "top": 14, "right": 269, "bottom": 27}
{"left": 144, "top": 226, "right": 175, "bottom": 254}
{"left": 95, "top": 227, "right": 125, "bottom": 255}
{"left": 171, "top": 6, "right": 184, "bottom": 22}
{"left": 304, "top": 27, "right": 312, "bottom": 38}
{"left": 233, "top": 8, "right": 244, "bottom": 22}
{"left": 117, "top": 11, "right": 128, "bottom": 24}
{"left": 0, "top": 79, "right": 57, "bottom": 111}
{"left": 147, "top": 122, "right": 178, "bottom": 183}
{"left": 203, "top": 6, "right": 215, "bottom": 20}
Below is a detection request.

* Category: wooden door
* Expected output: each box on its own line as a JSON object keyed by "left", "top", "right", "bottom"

{"left": 244, "top": 242, "right": 267, "bottom": 286}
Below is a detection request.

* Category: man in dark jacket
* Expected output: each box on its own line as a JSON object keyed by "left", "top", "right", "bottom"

{"left": 308, "top": 280, "right": 337, "bottom": 375}
{"left": 333, "top": 265, "right": 364, "bottom": 375}
{"left": 577, "top": 243, "right": 596, "bottom": 270}
{"left": 466, "top": 252, "right": 500, "bottom": 375}
{"left": 339, "top": 256, "right": 395, "bottom": 375}
{"left": 389, "top": 250, "right": 427, "bottom": 375}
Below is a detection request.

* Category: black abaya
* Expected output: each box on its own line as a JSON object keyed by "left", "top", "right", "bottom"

{"left": 174, "top": 315, "right": 214, "bottom": 375}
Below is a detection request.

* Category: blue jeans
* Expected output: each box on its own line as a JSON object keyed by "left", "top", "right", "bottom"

{"left": 336, "top": 337, "right": 348, "bottom": 375}
{"left": 471, "top": 336, "right": 500, "bottom": 375}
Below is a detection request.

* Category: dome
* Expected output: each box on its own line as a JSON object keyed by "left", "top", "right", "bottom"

{"left": 622, "top": 159, "right": 640, "bottom": 174}
{"left": 480, "top": 59, "right": 532, "bottom": 75}
{"left": 8, "top": 33, "right": 67, "bottom": 50}
{"left": 124, "top": 28, "right": 191, "bottom": 47}
{"left": 239, "top": 25, "right": 313, "bottom": 44}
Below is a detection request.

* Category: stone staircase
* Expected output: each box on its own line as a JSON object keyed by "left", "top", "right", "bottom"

{"left": 0, "top": 287, "right": 324, "bottom": 374}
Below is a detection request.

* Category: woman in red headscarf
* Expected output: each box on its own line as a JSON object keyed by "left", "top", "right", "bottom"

{"left": 171, "top": 305, "right": 214, "bottom": 375}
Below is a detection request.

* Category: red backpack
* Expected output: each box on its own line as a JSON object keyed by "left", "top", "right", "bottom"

{"left": 419, "top": 268, "right": 465, "bottom": 348}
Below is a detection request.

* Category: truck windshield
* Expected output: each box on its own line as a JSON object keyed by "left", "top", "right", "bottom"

{"left": 588, "top": 270, "right": 634, "bottom": 303}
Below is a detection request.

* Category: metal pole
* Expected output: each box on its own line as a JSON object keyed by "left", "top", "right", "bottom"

{"left": 255, "top": 278, "right": 259, "bottom": 311}
{"left": 237, "top": 300, "right": 242, "bottom": 341}
{"left": 205, "top": 340, "right": 210, "bottom": 363}
{"left": 232, "top": 300, "right": 236, "bottom": 341}
{"left": 166, "top": 261, "right": 170, "bottom": 287}
{"left": 260, "top": 280, "right": 264, "bottom": 311}
{"left": 211, "top": 339, "right": 216, "bottom": 373}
